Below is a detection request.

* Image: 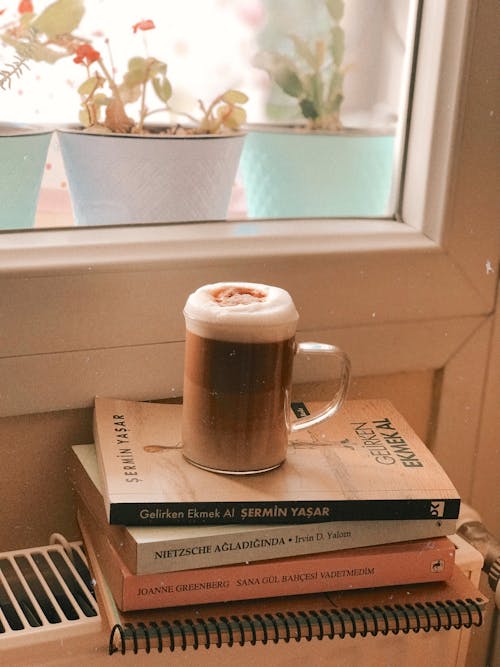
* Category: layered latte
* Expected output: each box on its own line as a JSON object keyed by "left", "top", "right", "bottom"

{"left": 182, "top": 282, "right": 299, "bottom": 473}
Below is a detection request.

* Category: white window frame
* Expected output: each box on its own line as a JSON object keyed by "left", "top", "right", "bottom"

{"left": 0, "top": 0, "right": 497, "bottom": 432}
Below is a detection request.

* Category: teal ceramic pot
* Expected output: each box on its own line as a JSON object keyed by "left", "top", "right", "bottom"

{"left": 240, "top": 125, "right": 395, "bottom": 219}
{"left": 0, "top": 124, "right": 52, "bottom": 230}
{"left": 58, "top": 127, "right": 246, "bottom": 226}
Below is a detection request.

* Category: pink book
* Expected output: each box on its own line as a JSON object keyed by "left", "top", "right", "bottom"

{"left": 78, "top": 503, "right": 455, "bottom": 612}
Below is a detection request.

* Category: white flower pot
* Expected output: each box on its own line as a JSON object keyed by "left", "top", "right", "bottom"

{"left": 57, "top": 127, "right": 246, "bottom": 226}
{"left": 0, "top": 124, "right": 52, "bottom": 230}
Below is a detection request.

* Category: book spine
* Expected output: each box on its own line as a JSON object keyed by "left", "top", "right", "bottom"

{"left": 109, "top": 498, "right": 461, "bottom": 527}
{"left": 85, "top": 527, "right": 455, "bottom": 612}
{"left": 71, "top": 442, "right": 457, "bottom": 574}
{"left": 120, "top": 543, "right": 454, "bottom": 611}
{"left": 133, "top": 518, "right": 456, "bottom": 575}
{"left": 76, "top": 491, "right": 455, "bottom": 574}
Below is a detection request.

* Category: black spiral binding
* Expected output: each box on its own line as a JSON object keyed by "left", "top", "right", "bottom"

{"left": 265, "top": 612, "right": 280, "bottom": 643}
{"left": 383, "top": 604, "right": 400, "bottom": 635}
{"left": 339, "top": 607, "right": 355, "bottom": 637}
{"left": 241, "top": 614, "right": 256, "bottom": 645}
{"left": 404, "top": 603, "right": 421, "bottom": 633}
{"left": 353, "top": 607, "right": 368, "bottom": 638}
{"left": 373, "top": 605, "right": 389, "bottom": 635}
{"left": 285, "top": 612, "right": 301, "bottom": 642}
{"left": 149, "top": 622, "right": 162, "bottom": 652}
{"left": 274, "top": 611, "right": 290, "bottom": 642}
{"left": 413, "top": 602, "right": 429, "bottom": 632}
{"left": 160, "top": 619, "right": 175, "bottom": 651}
{"left": 362, "top": 606, "right": 379, "bottom": 636}
{"left": 394, "top": 604, "right": 411, "bottom": 634}
{"left": 108, "top": 599, "right": 484, "bottom": 655}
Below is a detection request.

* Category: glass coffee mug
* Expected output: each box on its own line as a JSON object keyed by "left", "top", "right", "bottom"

{"left": 181, "top": 282, "right": 351, "bottom": 474}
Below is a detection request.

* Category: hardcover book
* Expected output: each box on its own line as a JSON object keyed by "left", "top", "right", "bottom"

{"left": 70, "top": 444, "right": 457, "bottom": 575}
{"left": 77, "top": 502, "right": 456, "bottom": 612}
{"left": 92, "top": 396, "right": 461, "bottom": 526}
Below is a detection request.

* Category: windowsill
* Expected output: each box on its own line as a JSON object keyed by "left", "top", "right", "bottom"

{"left": 0, "top": 217, "right": 436, "bottom": 277}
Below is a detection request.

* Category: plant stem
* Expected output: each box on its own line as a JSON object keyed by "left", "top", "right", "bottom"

{"left": 138, "top": 80, "right": 148, "bottom": 132}
{"left": 97, "top": 57, "right": 125, "bottom": 108}
{"left": 198, "top": 94, "right": 222, "bottom": 132}
{"left": 81, "top": 76, "right": 101, "bottom": 125}
{"left": 163, "top": 107, "right": 199, "bottom": 125}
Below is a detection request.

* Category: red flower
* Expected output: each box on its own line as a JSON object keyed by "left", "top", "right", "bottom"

{"left": 18, "top": 0, "right": 33, "bottom": 13}
{"left": 132, "top": 19, "right": 155, "bottom": 33}
{"left": 73, "top": 43, "right": 101, "bottom": 66}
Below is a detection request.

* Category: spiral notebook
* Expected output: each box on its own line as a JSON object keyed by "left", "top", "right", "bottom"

{"left": 83, "top": 524, "right": 488, "bottom": 656}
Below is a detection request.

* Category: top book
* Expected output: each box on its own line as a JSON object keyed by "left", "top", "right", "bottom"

{"left": 93, "top": 396, "right": 460, "bottom": 526}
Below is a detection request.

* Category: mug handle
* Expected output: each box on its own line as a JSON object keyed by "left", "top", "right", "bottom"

{"left": 290, "top": 342, "right": 351, "bottom": 432}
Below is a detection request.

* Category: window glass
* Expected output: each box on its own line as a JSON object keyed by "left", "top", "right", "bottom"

{"left": 0, "top": 0, "right": 412, "bottom": 230}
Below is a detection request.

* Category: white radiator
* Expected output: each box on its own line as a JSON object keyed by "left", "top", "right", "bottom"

{"left": 0, "top": 535, "right": 100, "bottom": 649}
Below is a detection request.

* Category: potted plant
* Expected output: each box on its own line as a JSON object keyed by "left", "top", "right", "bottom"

{"left": 239, "top": 0, "right": 395, "bottom": 219}
{"left": 0, "top": 8, "right": 52, "bottom": 230}
{"left": 2, "top": 1, "right": 248, "bottom": 227}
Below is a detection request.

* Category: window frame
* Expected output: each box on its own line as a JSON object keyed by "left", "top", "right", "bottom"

{"left": 0, "top": 0, "right": 497, "bottom": 418}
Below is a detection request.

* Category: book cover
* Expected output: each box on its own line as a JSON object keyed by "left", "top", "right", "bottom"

{"left": 70, "top": 443, "right": 457, "bottom": 575}
{"left": 92, "top": 396, "right": 460, "bottom": 526}
{"left": 77, "top": 502, "right": 456, "bottom": 612}
{"left": 80, "top": 523, "right": 489, "bottom": 657}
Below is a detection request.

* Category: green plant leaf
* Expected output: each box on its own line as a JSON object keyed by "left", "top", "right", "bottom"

{"left": 308, "top": 72, "right": 324, "bottom": 115}
{"left": 20, "top": 13, "right": 35, "bottom": 27}
{"left": 221, "top": 89, "right": 248, "bottom": 104}
{"left": 327, "top": 70, "right": 344, "bottom": 106}
{"left": 79, "top": 107, "right": 91, "bottom": 126}
{"left": 325, "top": 0, "right": 344, "bottom": 23}
{"left": 1, "top": 32, "right": 65, "bottom": 63}
{"left": 128, "top": 56, "right": 147, "bottom": 71}
{"left": 315, "top": 39, "right": 326, "bottom": 69}
{"left": 329, "top": 92, "right": 343, "bottom": 114}
{"left": 152, "top": 76, "right": 172, "bottom": 103}
{"left": 93, "top": 93, "right": 109, "bottom": 106}
{"left": 299, "top": 98, "right": 318, "bottom": 120}
{"left": 149, "top": 58, "right": 167, "bottom": 77}
{"left": 253, "top": 51, "right": 303, "bottom": 98}
{"left": 77, "top": 76, "right": 100, "bottom": 96}
{"left": 218, "top": 104, "right": 246, "bottom": 129}
{"left": 330, "top": 25, "right": 345, "bottom": 66}
{"left": 118, "top": 82, "right": 140, "bottom": 104}
{"left": 31, "top": 0, "right": 85, "bottom": 38}
{"left": 289, "top": 34, "right": 316, "bottom": 68}
{"left": 29, "top": 41, "right": 66, "bottom": 62}
{"left": 123, "top": 57, "right": 148, "bottom": 86}
{"left": 124, "top": 57, "right": 166, "bottom": 87}
{"left": 274, "top": 65, "right": 303, "bottom": 98}
{"left": 123, "top": 69, "right": 145, "bottom": 87}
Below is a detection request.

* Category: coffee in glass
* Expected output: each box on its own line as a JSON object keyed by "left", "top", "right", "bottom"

{"left": 182, "top": 282, "right": 350, "bottom": 474}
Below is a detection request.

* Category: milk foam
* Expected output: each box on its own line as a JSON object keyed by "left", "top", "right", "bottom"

{"left": 184, "top": 282, "right": 299, "bottom": 342}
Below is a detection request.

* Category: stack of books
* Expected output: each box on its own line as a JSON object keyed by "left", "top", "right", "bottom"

{"left": 70, "top": 396, "right": 487, "bottom": 655}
